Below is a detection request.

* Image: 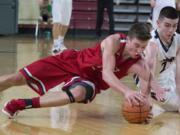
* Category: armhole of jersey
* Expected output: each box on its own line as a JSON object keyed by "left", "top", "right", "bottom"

{"left": 118, "top": 33, "right": 126, "bottom": 44}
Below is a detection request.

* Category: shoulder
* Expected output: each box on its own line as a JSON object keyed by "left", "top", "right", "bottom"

{"left": 150, "top": 30, "right": 158, "bottom": 40}
{"left": 174, "top": 32, "right": 180, "bottom": 45}
{"left": 145, "top": 41, "right": 158, "bottom": 58}
{"left": 100, "top": 33, "right": 121, "bottom": 51}
{"left": 147, "top": 30, "right": 159, "bottom": 49}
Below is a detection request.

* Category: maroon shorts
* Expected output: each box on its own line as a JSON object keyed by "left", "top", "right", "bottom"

{"left": 20, "top": 66, "right": 96, "bottom": 102}
{"left": 19, "top": 56, "right": 97, "bottom": 102}
{"left": 19, "top": 62, "right": 74, "bottom": 95}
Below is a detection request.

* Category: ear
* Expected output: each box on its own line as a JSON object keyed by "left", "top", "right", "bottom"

{"left": 156, "top": 19, "right": 161, "bottom": 28}
{"left": 126, "top": 36, "right": 131, "bottom": 42}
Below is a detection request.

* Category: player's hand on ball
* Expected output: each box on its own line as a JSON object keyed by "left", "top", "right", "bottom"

{"left": 151, "top": 88, "right": 169, "bottom": 102}
{"left": 144, "top": 105, "right": 153, "bottom": 124}
{"left": 124, "top": 90, "right": 146, "bottom": 106}
{"left": 122, "top": 97, "right": 151, "bottom": 124}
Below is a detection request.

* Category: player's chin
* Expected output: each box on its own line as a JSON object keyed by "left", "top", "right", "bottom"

{"left": 132, "top": 54, "right": 139, "bottom": 59}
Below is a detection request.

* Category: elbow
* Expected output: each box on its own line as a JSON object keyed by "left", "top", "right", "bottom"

{"left": 102, "top": 71, "right": 107, "bottom": 81}
{"left": 148, "top": 60, "right": 154, "bottom": 70}
{"left": 102, "top": 70, "right": 109, "bottom": 83}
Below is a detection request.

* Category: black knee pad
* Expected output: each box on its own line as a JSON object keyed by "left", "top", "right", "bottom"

{"left": 64, "top": 82, "right": 94, "bottom": 104}
{"left": 64, "top": 89, "right": 76, "bottom": 103}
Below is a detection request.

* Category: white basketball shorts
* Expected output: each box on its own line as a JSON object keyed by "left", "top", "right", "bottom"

{"left": 52, "top": 0, "right": 72, "bottom": 25}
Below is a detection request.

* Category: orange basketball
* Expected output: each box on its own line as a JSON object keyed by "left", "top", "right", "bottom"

{"left": 122, "top": 99, "right": 151, "bottom": 124}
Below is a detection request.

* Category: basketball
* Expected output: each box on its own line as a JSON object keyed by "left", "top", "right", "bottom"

{"left": 122, "top": 99, "right": 151, "bottom": 124}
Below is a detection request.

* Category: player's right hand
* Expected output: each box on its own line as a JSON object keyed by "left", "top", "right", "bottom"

{"left": 124, "top": 90, "right": 146, "bottom": 106}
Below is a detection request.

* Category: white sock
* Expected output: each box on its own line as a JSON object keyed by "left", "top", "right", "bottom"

{"left": 58, "top": 36, "right": 64, "bottom": 45}
{"left": 53, "top": 37, "right": 64, "bottom": 47}
{"left": 53, "top": 39, "right": 59, "bottom": 46}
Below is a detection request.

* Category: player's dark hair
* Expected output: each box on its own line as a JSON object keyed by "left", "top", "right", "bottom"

{"left": 128, "top": 23, "right": 151, "bottom": 41}
{"left": 158, "top": 6, "right": 178, "bottom": 20}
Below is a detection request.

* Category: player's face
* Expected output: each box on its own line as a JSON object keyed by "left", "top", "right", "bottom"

{"left": 126, "top": 37, "right": 148, "bottom": 58}
{"left": 157, "top": 18, "right": 178, "bottom": 42}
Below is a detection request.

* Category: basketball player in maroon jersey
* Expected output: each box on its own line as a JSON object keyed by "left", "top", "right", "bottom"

{"left": 1, "top": 23, "right": 165, "bottom": 118}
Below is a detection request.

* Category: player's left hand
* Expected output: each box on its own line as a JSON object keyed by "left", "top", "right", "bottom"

{"left": 143, "top": 105, "right": 153, "bottom": 124}
{"left": 151, "top": 88, "right": 169, "bottom": 102}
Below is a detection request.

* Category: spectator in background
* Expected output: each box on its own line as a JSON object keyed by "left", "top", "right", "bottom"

{"left": 150, "top": 0, "right": 176, "bottom": 29}
{"left": 39, "top": 0, "right": 72, "bottom": 54}
{"left": 51, "top": 0, "right": 72, "bottom": 54}
{"left": 96, "top": 0, "right": 114, "bottom": 37}
{"left": 39, "top": 0, "right": 52, "bottom": 23}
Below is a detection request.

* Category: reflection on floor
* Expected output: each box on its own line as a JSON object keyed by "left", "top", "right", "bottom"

{"left": 0, "top": 35, "right": 180, "bottom": 135}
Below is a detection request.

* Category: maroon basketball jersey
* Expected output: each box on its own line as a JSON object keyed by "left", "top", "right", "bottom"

{"left": 74, "top": 33, "right": 140, "bottom": 93}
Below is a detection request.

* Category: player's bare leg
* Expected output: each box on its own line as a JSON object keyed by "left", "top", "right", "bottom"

{"left": 61, "top": 25, "right": 68, "bottom": 37}
{"left": 2, "top": 85, "right": 86, "bottom": 118}
{"left": 52, "top": 23, "right": 61, "bottom": 40}
{"left": 0, "top": 72, "right": 26, "bottom": 92}
{"left": 52, "top": 23, "right": 67, "bottom": 54}
{"left": 40, "top": 85, "right": 86, "bottom": 107}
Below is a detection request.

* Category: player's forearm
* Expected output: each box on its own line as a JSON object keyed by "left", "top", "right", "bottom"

{"left": 176, "top": 75, "right": 180, "bottom": 100}
{"left": 176, "top": 49, "right": 180, "bottom": 101}
{"left": 139, "top": 78, "right": 150, "bottom": 96}
{"left": 140, "top": 71, "right": 159, "bottom": 95}
{"left": 176, "top": 84, "right": 180, "bottom": 99}
{"left": 102, "top": 71, "right": 130, "bottom": 96}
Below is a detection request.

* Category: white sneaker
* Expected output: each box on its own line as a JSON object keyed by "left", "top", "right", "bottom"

{"left": 52, "top": 43, "right": 67, "bottom": 55}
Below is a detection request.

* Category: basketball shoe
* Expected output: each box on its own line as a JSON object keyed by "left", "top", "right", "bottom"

{"left": 2, "top": 99, "right": 26, "bottom": 119}
{"left": 52, "top": 42, "right": 67, "bottom": 54}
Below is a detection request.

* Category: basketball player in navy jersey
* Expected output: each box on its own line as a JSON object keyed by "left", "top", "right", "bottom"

{"left": 136, "top": 6, "right": 180, "bottom": 113}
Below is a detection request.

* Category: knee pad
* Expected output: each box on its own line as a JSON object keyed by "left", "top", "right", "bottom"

{"left": 64, "top": 89, "right": 76, "bottom": 103}
{"left": 63, "top": 81, "right": 95, "bottom": 104}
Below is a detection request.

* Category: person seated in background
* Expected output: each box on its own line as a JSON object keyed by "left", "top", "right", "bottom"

{"left": 38, "top": 0, "right": 52, "bottom": 24}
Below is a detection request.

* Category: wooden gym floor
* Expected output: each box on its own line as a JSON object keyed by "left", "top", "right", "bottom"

{"left": 0, "top": 35, "right": 180, "bottom": 135}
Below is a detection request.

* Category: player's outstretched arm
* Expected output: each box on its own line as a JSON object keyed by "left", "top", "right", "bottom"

{"left": 131, "top": 42, "right": 166, "bottom": 101}
{"left": 101, "top": 34, "right": 146, "bottom": 106}
{"left": 176, "top": 47, "right": 180, "bottom": 113}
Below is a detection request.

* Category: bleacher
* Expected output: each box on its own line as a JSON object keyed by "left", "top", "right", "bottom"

{"left": 16, "top": 0, "right": 151, "bottom": 35}
{"left": 70, "top": 0, "right": 151, "bottom": 33}
{"left": 70, "top": 0, "right": 109, "bottom": 31}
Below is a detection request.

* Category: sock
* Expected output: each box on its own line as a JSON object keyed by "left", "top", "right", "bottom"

{"left": 53, "top": 39, "right": 60, "bottom": 46}
{"left": 23, "top": 97, "right": 40, "bottom": 109}
{"left": 53, "top": 37, "right": 64, "bottom": 47}
{"left": 58, "top": 36, "right": 64, "bottom": 45}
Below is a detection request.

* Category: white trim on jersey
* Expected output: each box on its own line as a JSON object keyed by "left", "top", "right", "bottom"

{"left": 24, "top": 67, "right": 47, "bottom": 94}
{"left": 150, "top": 30, "right": 180, "bottom": 74}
